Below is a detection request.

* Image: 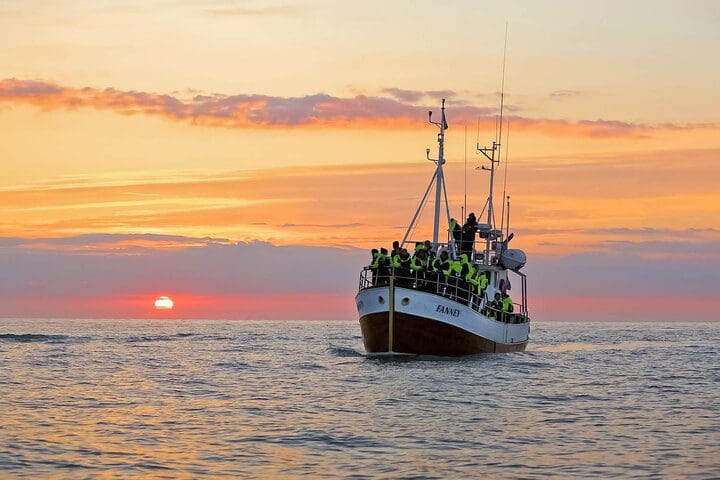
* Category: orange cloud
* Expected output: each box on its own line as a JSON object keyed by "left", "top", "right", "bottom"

{"left": 2, "top": 78, "right": 717, "bottom": 138}
{"left": 1, "top": 148, "right": 719, "bottom": 254}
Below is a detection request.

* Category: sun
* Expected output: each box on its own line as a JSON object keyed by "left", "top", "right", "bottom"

{"left": 154, "top": 296, "right": 174, "bottom": 310}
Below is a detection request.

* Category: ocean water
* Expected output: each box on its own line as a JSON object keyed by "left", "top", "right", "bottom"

{"left": 0, "top": 319, "right": 718, "bottom": 479}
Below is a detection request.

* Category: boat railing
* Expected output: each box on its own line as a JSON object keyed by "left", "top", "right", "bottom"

{"left": 358, "top": 267, "right": 529, "bottom": 324}
{"left": 480, "top": 305, "right": 528, "bottom": 325}
{"left": 403, "top": 241, "right": 498, "bottom": 267}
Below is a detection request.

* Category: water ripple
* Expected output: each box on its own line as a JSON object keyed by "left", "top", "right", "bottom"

{"left": 0, "top": 319, "right": 718, "bottom": 479}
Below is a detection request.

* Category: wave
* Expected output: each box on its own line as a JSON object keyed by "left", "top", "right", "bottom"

{"left": 124, "top": 333, "right": 199, "bottom": 343}
{"left": 325, "top": 345, "right": 365, "bottom": 357}
{"left": 0, "top": 333, "right": 71, "bottom": 343}
{"left": 214, "top": 361, "right": 250, "bottom": 369}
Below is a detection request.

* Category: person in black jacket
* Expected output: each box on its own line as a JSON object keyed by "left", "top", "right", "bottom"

{"left": 486, "top": 292, "right": 503, "bottom": 320}
{"left": 461, "top": 212, "right": 478, "bottom": 255}
{"left": 391, "top": 240, "right": 401, "bottom": 257}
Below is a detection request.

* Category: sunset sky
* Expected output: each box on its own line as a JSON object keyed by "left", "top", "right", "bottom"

{"left": 1, "top": 0, "right": 718, "bottom": 320}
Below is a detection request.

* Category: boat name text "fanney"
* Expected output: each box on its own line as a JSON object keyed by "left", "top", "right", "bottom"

{"left": 436, "top": 304, "right": 461, "bottom": 317}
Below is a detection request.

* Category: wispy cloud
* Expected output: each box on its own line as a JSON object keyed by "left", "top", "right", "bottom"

{"left": 205, "top": 4, "right": 302, "bottom": 16}
{"left": 549, "top": 89, "right": 583, "bottom": 98}
{"left": 3, "top": 78, "right": 716, "bottom": 138}
{"left": 382, "top": 87, "right": 456, "bottom": 103}
{"left": 281, "top": 223, "right": 366, "bottom": 228}
{"left": 0, "top": 233, "right": 232, "bottom": 252}
{"left": 175, "top": 0, "right": 303, "bottom": 17}
{"left": 586, "top": 227, "right": 720, "bottom": 238}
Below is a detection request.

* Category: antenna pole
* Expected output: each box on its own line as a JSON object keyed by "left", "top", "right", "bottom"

{"left": 500, "top": 120, "right": 510, "bottom": 236}
{"left": 497, "top": 22, "right": 508, "bottom": 151}
{"left": 476, "top": 23, "right": 509, "bottom": 264}
{"left": 485, "top": 145, "right": 496, "bottom": 265}
{"left": 488, "top": 23, "right": 508, "bottom": 231}
{"left": 506, "top": 195, "right": 511, "bottom": 238}
{"left": 464, "top": 125, "right": 468, "bottom": 217}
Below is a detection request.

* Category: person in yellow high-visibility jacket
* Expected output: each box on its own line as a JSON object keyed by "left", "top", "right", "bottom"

{"left": 431, "top": 250, "right": 451, "bottom": 295}
{"left": 410, "top": 248, "right": 428, "bottom": 289}
{"left": 501, "top": 293, "right": 514, "bottom": 322}
{"left": 376, "top": 247, "right": 391, "bottom": 286}
{"left": 502, "top": 294, "right": 513, "bottom": 312}
{"left": 457, "top": 255, "right": 475, "bottom": 305}
{"left": 368, "top": 249, "right": 381, "bottom": 268}
{"left": 467, "top": 267, "right": 485, "bottom": 308}
{"left": 470, "top": 270, "right": 489, "bottom": 303}
{"left": 477, "top": 270, "right": 488, "bottom": 294}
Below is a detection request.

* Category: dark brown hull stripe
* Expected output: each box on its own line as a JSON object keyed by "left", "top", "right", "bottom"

{"left": 360, "top": 311, "right": 527, "bottom": 356}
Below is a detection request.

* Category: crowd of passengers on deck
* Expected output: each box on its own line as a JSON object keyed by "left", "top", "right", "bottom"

{"left": 365, "top": 214, "right": 520, "bottom": 324}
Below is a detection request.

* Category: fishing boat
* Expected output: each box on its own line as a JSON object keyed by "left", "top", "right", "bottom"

{"left": 355, "top": 98, "right": 530, "bottom": 356}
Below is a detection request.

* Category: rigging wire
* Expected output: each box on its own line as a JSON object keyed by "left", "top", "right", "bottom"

{"left": 440, "top": 170, "right": 455, "bottom": 256}
{"left": 408, "top": 182, "right": 431, "bottom": 243}
{"left": 478, "top": 197, "right": 489, "bottom": 219}
{"left": 401, "top": 169, "right": 438, "bottom": 246}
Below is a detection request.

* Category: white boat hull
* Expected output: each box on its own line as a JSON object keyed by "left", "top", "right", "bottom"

{"left": 356, "top": 286, "right": 529, "bottom": 355}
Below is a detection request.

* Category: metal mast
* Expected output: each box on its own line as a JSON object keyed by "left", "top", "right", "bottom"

{"left": 400, "top": 99, "right": 452, "bottom": 252}
{"left": 430, "top": 99, "right": 448, "bottom": 245}
{"left": 477, "top": 135, "right": 500, "bottom": 261}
